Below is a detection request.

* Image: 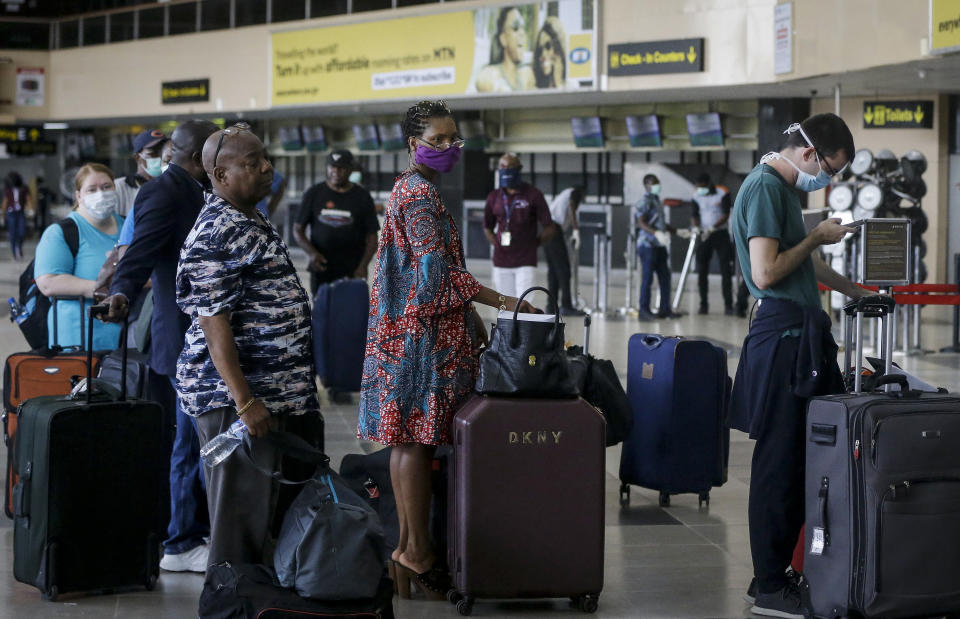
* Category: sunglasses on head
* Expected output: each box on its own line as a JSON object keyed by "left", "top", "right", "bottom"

{"left": 213, "top": 122, "right": 252, "bottom": 169}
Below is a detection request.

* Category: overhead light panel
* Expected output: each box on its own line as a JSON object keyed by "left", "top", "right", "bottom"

{"left": 43, "top": 122, "right": 69, "bottom": 130}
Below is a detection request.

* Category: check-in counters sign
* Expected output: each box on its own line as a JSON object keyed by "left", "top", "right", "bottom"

{"left": 607, "top": 38, "right": 704, "bottom": 76}
{"left": 161, "top": 79, "right": 210, "bottom": 104}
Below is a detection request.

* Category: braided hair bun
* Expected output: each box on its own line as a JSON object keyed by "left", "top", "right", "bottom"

{"left": 402, "top": 100, "right": 453, "bottom": 151}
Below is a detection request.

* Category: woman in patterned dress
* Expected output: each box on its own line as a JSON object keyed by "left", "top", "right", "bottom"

{"left": 358, "top": 100, "right": 538, "bottom": 598}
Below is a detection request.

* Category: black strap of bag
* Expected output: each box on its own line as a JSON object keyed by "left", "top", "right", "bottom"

{"left": 239, "top": 431, "right": 330, "bottom": 486}
{"left": 509, "top": 286, "right": 560, "bottom": 347}
{"left": 84, "top": 304, "right": 128, "bottom": 403}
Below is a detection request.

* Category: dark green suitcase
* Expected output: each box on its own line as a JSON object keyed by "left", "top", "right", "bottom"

{"left": 12, "top": 307, "right": 165, "bottom": 600}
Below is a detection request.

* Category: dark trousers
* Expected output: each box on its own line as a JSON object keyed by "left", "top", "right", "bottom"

{"left": 6, "top": 211, "right": 25, "bottom": 259}
{"left": 696, "top": 230, "right": 733, "bottom": 310}
{"left": 164, "top": 376, "right": 209, "bottom": 555}
{"left": 748, "top": 335, "right": 807, "bottom": 594}
{"left": 195, "top": 408, "right": 324, "bottom": 566}
{"left": 638, "top": 245, "right": 671, "bottom": 315}
{"left": 544, "top": 234, "right": 573, "bottom": 312}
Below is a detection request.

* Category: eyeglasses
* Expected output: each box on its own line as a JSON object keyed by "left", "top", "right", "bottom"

{"left": 212, "top": 122, "right": 251, "bottom": 169}
{"left": 416, "top": 137, "right": 465, "bottom": 152}
{"left": 784, "top": 122, "right": 846, "bottom": 178}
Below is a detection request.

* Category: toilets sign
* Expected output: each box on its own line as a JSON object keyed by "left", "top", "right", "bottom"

{"left": 862, "top": 101, "right": 934, "bottom": 129}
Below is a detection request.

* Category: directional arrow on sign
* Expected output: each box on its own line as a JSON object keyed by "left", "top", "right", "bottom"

{"left": 864, "top": 106, "right": 874, "bottom": 125}
{"left": 914, "top": 104, "right": 925, "bottom": 125}
{"left": 687, "top": 45, "right": 697, "bottom": 64}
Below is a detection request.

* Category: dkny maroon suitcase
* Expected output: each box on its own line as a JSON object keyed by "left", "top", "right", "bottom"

{"left": 447, "top": 395, "right": 605, "bottom": 616}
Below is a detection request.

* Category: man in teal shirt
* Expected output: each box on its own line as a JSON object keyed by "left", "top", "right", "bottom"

{"left": 730, "top": 113, "right": 869, "bottom": 618}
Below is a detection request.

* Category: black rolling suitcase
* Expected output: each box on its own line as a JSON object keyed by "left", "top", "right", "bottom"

{"left": 804, "top": 296, "right": 960, "bottom": 619}
{"left": 12, "top": 305, "right": 165, "bottom": 600}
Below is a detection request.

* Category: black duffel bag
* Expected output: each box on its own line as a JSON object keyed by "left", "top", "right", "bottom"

{"left": 476, "top": 286, "right": 578, "bottom": 398}
{"left": 239, "top": 432, "right": 386, "bottom": 602}
{"left": 567, "top": 345, "right": 633, "bottom": 447}
{"left": 199, "top": 562, "right": 395, "bottom": 619}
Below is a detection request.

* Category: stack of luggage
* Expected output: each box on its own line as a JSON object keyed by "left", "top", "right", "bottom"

{"left": 446, "top": 288, "right": 606, "bottom": 616}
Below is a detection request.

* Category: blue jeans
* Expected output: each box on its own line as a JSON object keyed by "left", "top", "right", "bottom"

{"left": 164, "top": 376, "right": 209, "bottom": 555}
{"left": 638, "top": 245, "right": 671, "bottom": 315}
{"left": 6, "top": 211, "right": 25, "bottom": 259}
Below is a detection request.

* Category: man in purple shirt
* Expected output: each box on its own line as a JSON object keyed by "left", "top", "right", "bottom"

{"left": 483, "top": 153, "right": 557, "bottom": 299}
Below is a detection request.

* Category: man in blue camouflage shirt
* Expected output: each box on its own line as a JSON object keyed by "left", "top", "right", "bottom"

{"left": 176, "top": 124, "right": 323, "bottom": 567}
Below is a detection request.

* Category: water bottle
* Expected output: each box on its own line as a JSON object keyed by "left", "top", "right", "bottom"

{"left": 200, "top": 419, "right": 247, "bottom": 467}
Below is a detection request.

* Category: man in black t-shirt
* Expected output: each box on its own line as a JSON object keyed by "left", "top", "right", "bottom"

{"left": 294, "top": 150, "right": 380, "bottom": 295}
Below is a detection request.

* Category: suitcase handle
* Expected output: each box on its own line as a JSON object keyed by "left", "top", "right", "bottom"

{"left": 842, "top": 294, "right": 895, "bottom": 317}
{"left": 86, "top": 304, "right": 128, "bottom": 403}
{"left": 640, "top": 334, "right": 664, "bottom": 350}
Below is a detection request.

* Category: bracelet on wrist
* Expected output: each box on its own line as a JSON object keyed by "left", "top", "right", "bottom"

{"left": 236, "top": 398, "right": 259, "bottom": 417}
{"left": 498, "top": 294, "right": 507, "bottom": 311}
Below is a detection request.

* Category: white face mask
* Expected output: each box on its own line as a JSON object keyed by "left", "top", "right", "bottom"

{"left": 82, "top": 190, "right": 118, "bottom": 221}
{"left": 349, "top": 171, "right": 362, "bottom": 184}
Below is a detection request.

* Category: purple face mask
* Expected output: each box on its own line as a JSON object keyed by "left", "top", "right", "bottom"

{"left": 415, "top": 143, "right": 462, "bottom": 173}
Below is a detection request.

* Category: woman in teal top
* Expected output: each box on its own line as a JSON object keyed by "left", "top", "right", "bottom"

{"left": 34, "top": 163, "right": 124, "bottom": 350}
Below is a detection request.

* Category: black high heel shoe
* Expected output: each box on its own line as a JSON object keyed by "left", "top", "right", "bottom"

{"left": 394, "top": 561, "right": 451, "bottom": 601}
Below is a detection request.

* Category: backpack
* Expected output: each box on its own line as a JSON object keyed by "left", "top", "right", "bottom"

{"left": 14, "top": 218, "right": 79, "bottom": 350}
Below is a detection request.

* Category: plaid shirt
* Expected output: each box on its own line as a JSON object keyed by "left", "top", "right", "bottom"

{"left": 635, "top": 192, "right": 667, "bottom": 248}
{"left": 175, "top": 192, "right": 319, "bottom": 418}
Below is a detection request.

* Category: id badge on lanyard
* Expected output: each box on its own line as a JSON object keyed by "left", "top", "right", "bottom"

{"left": 500, "top": 191, "right": 513, "bottom": 246}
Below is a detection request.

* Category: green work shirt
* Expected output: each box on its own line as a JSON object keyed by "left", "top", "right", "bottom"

{"left": 731, "top": 163, "right": 820, "bottom": 309}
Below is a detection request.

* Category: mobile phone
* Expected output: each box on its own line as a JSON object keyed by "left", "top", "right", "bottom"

{"left": 845, "top": 219, "right": 866, "bottom": 229}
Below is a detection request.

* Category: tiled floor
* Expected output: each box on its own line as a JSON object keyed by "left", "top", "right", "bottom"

{"left": 0, "top": 237, "right": 958, "bottom": 618}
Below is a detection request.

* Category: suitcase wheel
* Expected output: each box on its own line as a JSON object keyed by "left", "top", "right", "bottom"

{"left": 619, "top": 483, "right": 630, "bottom": 507}
{"left": 145, "top": 574, "right": 157, "bottom": 591}
{"left": 698, "top": 491, "right": 710, "bottom": 509}
{"left": 574, "top": 594, "right": 600, "bottom": 613}
{"left": 658, "top": 491, "right": 671, "bottom": 507}
{"left": 446, "top": 589, "right": 462, "bottom": 605}
{"left": 456, "top": 596, "right": 474, "bottom": 616}
{"left": 43, "top": 585, "right": 58, "bottom": 602}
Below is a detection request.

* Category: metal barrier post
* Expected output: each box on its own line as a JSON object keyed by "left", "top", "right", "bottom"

{"left": 592, "top": 231, "right": 601, "bottom": 312}
{"left": 941, "top": 252, "right": 960, "bottom": 353}
{"left": 621, "top": 229, "right": 637, "bottom": 315}
{"left": 672, "top": 232, "right": 698, "bottom": 311}
{"left": 910, "top": 244, "right": 922, "bottom": 354}
{"left": 597, "top": 234, "right": 610, "bottom": 314}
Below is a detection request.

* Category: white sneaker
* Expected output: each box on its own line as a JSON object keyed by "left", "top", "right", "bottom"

{"left": 159, "top": 544, "right": 209, "bottom": 573}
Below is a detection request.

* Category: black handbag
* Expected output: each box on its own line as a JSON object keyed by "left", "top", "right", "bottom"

{"left": 476, "top": 286, "right": 578, "bottom": 398}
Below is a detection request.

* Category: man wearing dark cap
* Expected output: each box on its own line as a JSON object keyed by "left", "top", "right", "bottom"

{"left": 293, "top": 149, "right": 379, "bottom": 295}
{"left": 115, "top": 129, "right": 168, "bottom": 217}
{"left": 101, "top": 119, "right": 220, "bottom": 573}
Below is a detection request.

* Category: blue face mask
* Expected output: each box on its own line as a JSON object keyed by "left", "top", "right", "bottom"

{"left": 143, "top": 156, "right": 163, "bottom": 178}
{"left": 498, "top": 167, "right": 521, "bottom": 189}
{"left": 774, "top": 122, "right": 835, "bottom": 192}
{"left": 760, "top": 151, "right": 832, "bottom": 193}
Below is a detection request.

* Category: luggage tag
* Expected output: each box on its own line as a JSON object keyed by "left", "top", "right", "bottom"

{"left": 500, "top": 231, "right": 512, "bottom": 247}
{"left": 810, "top": 527, "right": 826, "bottom": 556}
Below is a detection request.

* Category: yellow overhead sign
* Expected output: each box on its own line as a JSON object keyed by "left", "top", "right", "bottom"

{"left": 931, "top": 0, "right": 960, "bottom": 54}
{"left": 271, "top": 2, "right": 597, "bottom": 106}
